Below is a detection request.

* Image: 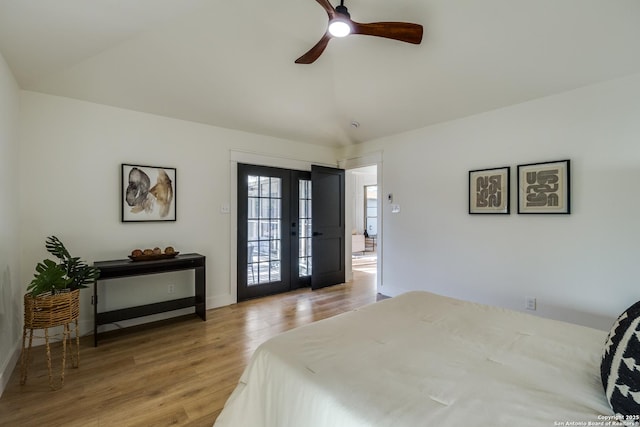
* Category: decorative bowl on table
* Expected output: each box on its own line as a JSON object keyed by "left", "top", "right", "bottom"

{"left": 128, "top": 247, "right": 179, "bottom": 261}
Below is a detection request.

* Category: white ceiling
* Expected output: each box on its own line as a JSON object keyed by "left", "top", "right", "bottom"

{"left": 1, "top": 0, "right": 639, "bottom": 147}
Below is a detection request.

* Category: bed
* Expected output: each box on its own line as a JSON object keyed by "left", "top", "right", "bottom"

{"left": 214, "top": 291, "right": 624, "bottom": 427}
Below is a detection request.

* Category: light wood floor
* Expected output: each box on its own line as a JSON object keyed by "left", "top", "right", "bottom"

{"left": 0, "top": 268, "right": 378, "bottom": 427}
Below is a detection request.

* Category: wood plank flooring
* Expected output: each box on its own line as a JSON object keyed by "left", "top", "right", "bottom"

{"left": 0, "top": 268, "right": 378, "bottom": 427}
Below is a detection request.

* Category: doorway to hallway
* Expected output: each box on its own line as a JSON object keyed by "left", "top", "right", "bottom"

{"left": 348, "top": 165, "right": 378, "bottom": 276}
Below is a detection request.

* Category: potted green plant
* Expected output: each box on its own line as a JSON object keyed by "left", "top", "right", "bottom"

{"left": 27, "top": 235, "right": 100, "bottom": 296}
{"left": 21, "top": 236, "right": 101, "bottom": 389}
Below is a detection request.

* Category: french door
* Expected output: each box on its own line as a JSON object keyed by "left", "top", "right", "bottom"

{"left": 237, "top": 164, "right": 311, "bottom": 300}
{"left": 237, "top": 163, "right": 344, "bottom": 301}
{"left": 310, "top": 165, "right": 345, "bottom": 289}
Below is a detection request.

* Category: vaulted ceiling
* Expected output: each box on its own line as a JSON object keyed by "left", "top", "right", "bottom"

{"left": 1, "top": 0, "right": 639, "bottom": 147}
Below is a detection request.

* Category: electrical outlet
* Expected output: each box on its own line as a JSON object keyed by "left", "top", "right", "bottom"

{"left": 168, "top": 284, "right": 175, "bottom": 294}
{"left": 525, "top": 296, "right": 536, "bottom": 311}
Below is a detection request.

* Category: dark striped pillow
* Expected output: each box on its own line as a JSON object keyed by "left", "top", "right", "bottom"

{"left": 601, "top": 301, "right": 640, "bottom": 415}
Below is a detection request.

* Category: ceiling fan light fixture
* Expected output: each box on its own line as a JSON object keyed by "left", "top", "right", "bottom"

{"left": 328, "top": 19, "right": 351, "bottom": 37}
{"left": 295, "top": 0, "right": 423, "bottom": 64}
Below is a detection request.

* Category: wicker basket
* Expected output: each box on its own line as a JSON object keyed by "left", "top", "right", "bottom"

{"left": 24, "top": 289, "right": 80, "bottom": 328}
{"left": 21, "top": 289, "right": 81, "bottom": 389}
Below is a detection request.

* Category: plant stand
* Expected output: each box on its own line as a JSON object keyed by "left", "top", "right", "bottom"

{"left": 20, "top": 289, "right": 80, "bottom": 390}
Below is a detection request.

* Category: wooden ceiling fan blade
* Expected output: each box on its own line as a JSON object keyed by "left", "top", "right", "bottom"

{"left": 295, "top": 33, "right": 332, "bottom": 64}
{"left": 315, "top": 0, "right": 336, "bottom": 19}
{"left": 351, "top": 21, "right": 423, "bottom": 44}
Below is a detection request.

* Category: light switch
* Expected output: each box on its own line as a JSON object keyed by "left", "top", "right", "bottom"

{"left": 220, "top": 203, "right": 230, "bottom": 214}
{"left": 391, "top": 204, "right": 400, "bottom": 213}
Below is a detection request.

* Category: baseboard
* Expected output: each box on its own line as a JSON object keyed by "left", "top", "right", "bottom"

{"left": 0, "top": 339, "right": 21, "bottom": 398}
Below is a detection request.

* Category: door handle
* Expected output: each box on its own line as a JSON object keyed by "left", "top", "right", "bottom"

{"left": 312, "top": 232, "right": 323, "bottom": 236}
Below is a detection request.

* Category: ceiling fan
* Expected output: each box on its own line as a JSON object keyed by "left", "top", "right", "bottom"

{"left": 295, "top": 0, "right": 423, "bottom": 64}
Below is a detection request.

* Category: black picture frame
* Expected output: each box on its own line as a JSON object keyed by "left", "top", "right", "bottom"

{"left": 121, "top": 163, "right": 176, "bottom": 222}
{"left": 469, "top": 166, "right": 510, "bottom": 214}
{"left": 517, "top": 159, "right": 570, "bottom": 214}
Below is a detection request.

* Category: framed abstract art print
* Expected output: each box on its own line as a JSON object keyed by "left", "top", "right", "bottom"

{"left": 121, "top": 163, "right": 176, "bottom": 222}
{"left": 517, "top": 159, "right": 570, "bottom": 214}
{"left": 469, "top": 166, "right": 510, "bottom": 214}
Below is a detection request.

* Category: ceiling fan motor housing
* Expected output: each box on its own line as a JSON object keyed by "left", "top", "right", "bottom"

{"left": 335, "top": 4, "right": 350, "bottom": 18}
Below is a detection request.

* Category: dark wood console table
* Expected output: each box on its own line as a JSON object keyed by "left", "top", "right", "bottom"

{"left": 93, "top": 253, "right": 206, "bottom": 346}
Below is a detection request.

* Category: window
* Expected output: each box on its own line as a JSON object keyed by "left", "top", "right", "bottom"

{"left": 247, "top": 175, "right": 281, "bottom": 285}
{"left": 299, "top": 179, "right": 312, "bottom": 277}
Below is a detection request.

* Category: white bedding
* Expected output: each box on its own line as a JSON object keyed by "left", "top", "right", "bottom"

{"left": 214, "top": 291, "right": 612, "bottom": 427}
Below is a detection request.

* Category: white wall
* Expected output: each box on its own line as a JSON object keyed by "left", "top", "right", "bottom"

{"left": 0, "top": 52, "right": 21, "bottom": 395}
{"left": 342, "top": 73, "right": 640, "bottom": 330}
{"left": 18, "top": 91, "right": 337, "bottom": 337}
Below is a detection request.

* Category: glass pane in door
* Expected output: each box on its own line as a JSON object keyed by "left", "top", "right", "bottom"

{"left": 299, "top": 179, "right": 312, "bottom": 277}
{"left": 247, "top": 175, "right": 282, "bottom": 285}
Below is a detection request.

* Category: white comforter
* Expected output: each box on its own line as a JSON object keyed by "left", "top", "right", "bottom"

{"left": 214, "top": 291, "right": 612, "bottom": 427}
